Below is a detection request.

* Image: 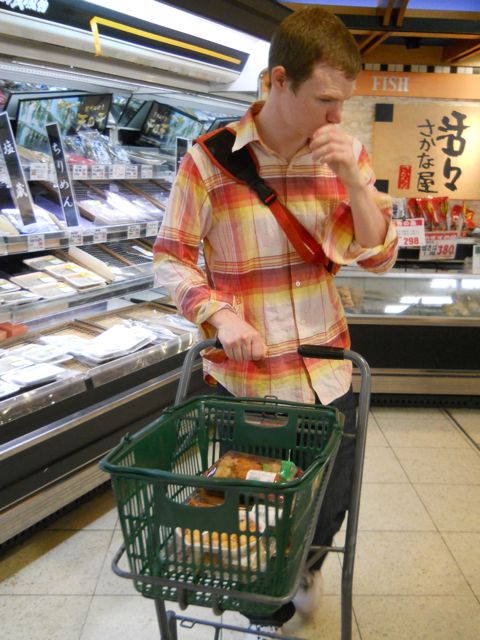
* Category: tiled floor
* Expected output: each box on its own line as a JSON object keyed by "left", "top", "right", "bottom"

{"left": 1, "top": 407, "right": 479, "bottom": 639}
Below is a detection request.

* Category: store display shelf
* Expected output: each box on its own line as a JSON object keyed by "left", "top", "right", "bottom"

{"left": 0, "top": 271, "right": 154, "bottom": 324}
{"left": 0, "top": 221, "right": 161, "bottom": 255}
{"left": 0, "top": 372, "right": 88, "bottom": 430}
{"left": 0, "top": 161, "right": 174, "bottom": 183}
{"left": 0, "top": 330, "right": 197, "bottom": 430}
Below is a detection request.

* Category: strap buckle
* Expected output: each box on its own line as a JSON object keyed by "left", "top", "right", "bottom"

{"left": 250, "top": 178, "right": 277, "bottom": 206}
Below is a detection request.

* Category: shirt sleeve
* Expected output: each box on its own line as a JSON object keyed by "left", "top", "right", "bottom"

{"left": 322, "top": 145, "right": 398, "bottom": 273}
{"left": 153, "top": 151, "right": 237, "bottom": 334}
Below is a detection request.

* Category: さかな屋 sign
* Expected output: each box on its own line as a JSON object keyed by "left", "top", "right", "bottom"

{"left": 373, "top": 103, "right": 480, "bottom": 199}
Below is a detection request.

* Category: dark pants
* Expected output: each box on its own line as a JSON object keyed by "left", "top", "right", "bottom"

{"left": 215, "top": 383, "right": 357, "bottom": 625}
{"left": 309, "top": 386, "right": 357, "bottom": 570}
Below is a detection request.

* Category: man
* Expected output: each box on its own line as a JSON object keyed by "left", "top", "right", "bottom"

{"left": 154, "top": 5, "right": 397, "bottom": 635}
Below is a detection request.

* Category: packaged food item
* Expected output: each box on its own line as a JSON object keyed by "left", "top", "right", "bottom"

{"left": 0, "top": 354, "right": 34, "bottom": 375}
{"left": 2, "top": 363, "right": 66, "bottom": 387}
{"left": 45, "top": 262, "right": 107, "bottom": 289}
{"left": 0, "top": 290, "right": 40, "bottom": 305}
{"left": 0, "top": 379, "right": 21, "bottom": 399}
{"left": 10, "top": 272, "right": 59, "bottom": 290}
{"left": 204, "top": 450, "right": 300, "bottom": 484}
{"left": 7, "top": 343, "right": 73, "bottom": 364}
{"left": 76, "top": 324, "right": 156, "bottom": 363}
{"left": 23, "top": 255, "right": 66, "bottom": 270}
{"left": 33, "top": 282, "right": 78, "bottom": 298}
{"left": 0, "top": 278, "right": 20, "bottom": 293}
{"left": 175, "top": 508, "right": 268, "bottom": 572}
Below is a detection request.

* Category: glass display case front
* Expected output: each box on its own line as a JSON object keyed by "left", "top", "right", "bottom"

{"left": 336, "top": 268, "right": 480, "bottom": 322}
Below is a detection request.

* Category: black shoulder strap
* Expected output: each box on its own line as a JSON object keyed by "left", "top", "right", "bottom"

{"left": 197, "top": 127, "right": 277, "bottom": 206}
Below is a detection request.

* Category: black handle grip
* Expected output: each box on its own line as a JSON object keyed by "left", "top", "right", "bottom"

{"left": 298, "top": 344, "right": 345, "bottom": 360}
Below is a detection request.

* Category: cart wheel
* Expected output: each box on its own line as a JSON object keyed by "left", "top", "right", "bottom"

{"left": 177, "top": 587, "right": 188, "bottom": 610}
{"left": 211, "top": 596, "right": 223, "bottom": 616}
{"left": 166, "top": 611, "right": 178, "bottom": 640}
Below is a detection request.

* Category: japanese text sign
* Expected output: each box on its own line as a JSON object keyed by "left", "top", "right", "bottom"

{"left": 373, "top": 104, "right": 480, "bottom": 199}
{"left": 46, "top": 122, "right": 80, "bottom": 227}
{"left": 0, "top": 112, "right": 36, "bottom": 225}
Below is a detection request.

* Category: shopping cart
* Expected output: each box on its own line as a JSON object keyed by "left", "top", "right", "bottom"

{"left": 100, "top": 339, "right": 371, "bottom": 640}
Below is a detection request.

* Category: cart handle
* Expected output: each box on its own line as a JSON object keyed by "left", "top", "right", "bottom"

{"left": 297, "top": 345, "right": 346, "bottom": 360}
{"left": 176, "top": 339, "right": 370, "bottom": 407}
{"left": 175, "top": 338, "right": 219, "bottom": 405}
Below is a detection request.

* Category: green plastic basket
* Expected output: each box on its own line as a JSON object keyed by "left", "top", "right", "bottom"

{"left": 100, "top": 394, "right": 343, "bottom": 615}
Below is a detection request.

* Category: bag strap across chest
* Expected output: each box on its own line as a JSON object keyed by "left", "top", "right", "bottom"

{"left": 196, "top": 127, "right": 339, "bottom": 275}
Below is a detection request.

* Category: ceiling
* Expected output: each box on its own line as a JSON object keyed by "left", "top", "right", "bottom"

{"left": 162, "top": 0, "right": 480, "bottom": 67}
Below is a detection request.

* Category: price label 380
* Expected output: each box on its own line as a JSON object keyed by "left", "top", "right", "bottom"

{"left": 419, "top": 231, "right": 458, "bottom": 261}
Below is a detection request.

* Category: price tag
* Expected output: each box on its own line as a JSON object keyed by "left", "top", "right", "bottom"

{"left": 93, "top": 227, "right": 108, "bottom": 243}
{"left": 27, "top": 233, "right": 45, "bottom": 252}
{"left": 110, "top": 164, "right": 126, "bottom": 179}
{"left": 125, "top": 165, "right": 138, "bottom": 179}
{"left": 30, "top": 163, "right": 48, "bottom": 180}
{"left": 419, "top": 231, "right": 458, "bottom": 261}
{"left": 72, "top": 164, "right": 88, "bottom": 180}
{"left": 91, "top": 164, "right": 106, "bottom": 179}
{"left": 127, "top": 224, "right": 141, "bottom": 239}
{"left": 68, "top": 228, "right": 84, "bottom": 246}
{"left": 140, "top": 165, "right": 153, "bottom": 179}
{"left": 472, "top": 244, "right": 480, "bottom": 275}
{"left": 146, "top": 221, "right": 159, "bottom": 237}
{"left": 394, "top": 218, "right": 426, "bottom": 247}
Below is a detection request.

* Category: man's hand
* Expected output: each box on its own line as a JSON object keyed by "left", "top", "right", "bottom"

{"left": 309, "top": 125, "right": 362, "bottom": 189}
{"left": 209, "top": 309, "right": 267, "bottom": 361}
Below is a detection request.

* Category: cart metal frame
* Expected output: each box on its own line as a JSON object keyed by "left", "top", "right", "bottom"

{"left": 110, "top": 339, "right": 371, "bottom": 640}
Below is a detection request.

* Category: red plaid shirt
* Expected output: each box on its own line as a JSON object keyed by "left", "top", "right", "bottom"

{"left": 154, "top": 102, "right": 397, "bottom": 404}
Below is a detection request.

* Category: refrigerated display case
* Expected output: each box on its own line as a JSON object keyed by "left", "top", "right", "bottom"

{"left": 336, "top": 267, "right": 480, "bottom": 406}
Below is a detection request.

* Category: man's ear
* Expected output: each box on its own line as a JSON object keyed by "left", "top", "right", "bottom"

{"left": 270, "top": 66, "right": 288, "bottom": 90}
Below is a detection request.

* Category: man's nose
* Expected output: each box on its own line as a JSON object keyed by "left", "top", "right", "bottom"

{"left": 326, "top": 103, "right": 342, "bottom": 124}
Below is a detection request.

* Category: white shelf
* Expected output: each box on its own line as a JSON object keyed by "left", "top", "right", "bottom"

{"left": 0, "top": 220, "right": 161, "bottom": 256}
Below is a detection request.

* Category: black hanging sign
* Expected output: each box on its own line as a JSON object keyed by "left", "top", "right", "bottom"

{"left": 175, "top": 137, "right": 189, "bottom": 174}
{"left": 46, "top": 122, "right": 80, "bottom": 227}
{"left": 0, "top": 112, "right": 36, "bottom": 225}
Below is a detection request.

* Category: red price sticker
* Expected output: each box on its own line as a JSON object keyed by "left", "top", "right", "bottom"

{"left": 394, "top": 218, "right": 426, "bottom": 247}
{"left": 419, "top": 231, "right": 458, "bottom": 261}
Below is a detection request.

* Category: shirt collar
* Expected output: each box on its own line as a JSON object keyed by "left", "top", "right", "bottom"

{"left": 231, "top": 100, "right": 265, "bottom": 152}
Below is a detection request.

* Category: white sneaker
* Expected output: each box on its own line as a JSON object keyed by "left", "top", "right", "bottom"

{"left": 292, "top": 570, "right": 323, "bottom": 617}
{"left": 242, "top": 624, "right": 281, "bottom": 639}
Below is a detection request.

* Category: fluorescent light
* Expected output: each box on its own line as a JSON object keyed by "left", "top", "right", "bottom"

{"left": 400, "top": 295, "right": 421, "bottom": 304}
{"left": 421, "top": 296, "right": 453, "bottom": 305}
{"left": 384, "top": 304, "right": 409, "bottom": 314}
{"left": 430, "top": 278, "right": 457, "bottom": 289}
{"left": 84, "top": 1, "right": 264, "bottom": 53}
{"left": 461, "top": 278, "right": 480, "bottom": 290}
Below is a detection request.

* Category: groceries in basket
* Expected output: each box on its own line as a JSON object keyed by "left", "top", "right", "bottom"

{"left": 175, "top": 507, "right": 270, "bottom": 572}
{"left": 190, "top": 450, "right": 302, "bottom": 507}
{"left": 204, "top": 450, "right": 301, "bottom": 483}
